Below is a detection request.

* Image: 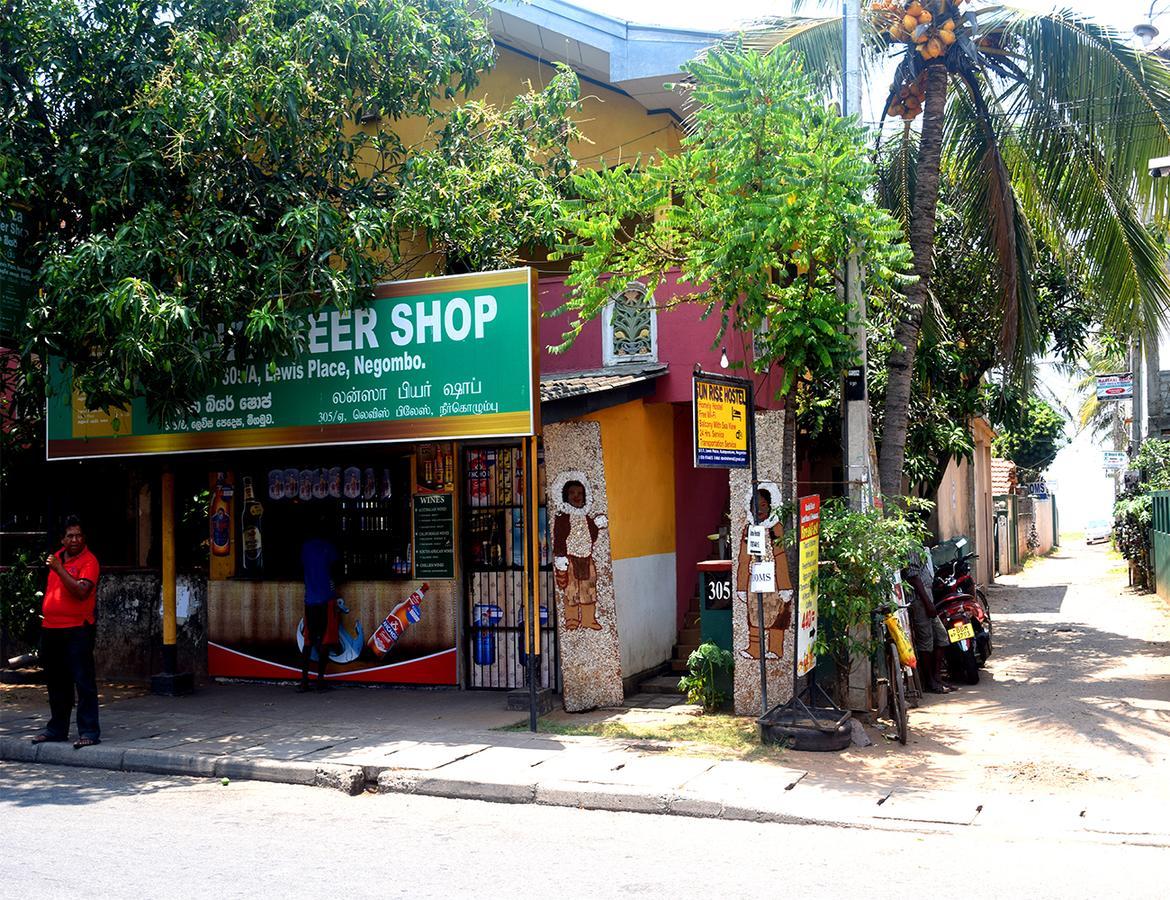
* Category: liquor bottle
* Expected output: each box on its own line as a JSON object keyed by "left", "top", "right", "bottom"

{"left": 367, "top": 583, "right": 429, "bottom": 657}
{"left": 210, "top": 472, "right": 231, "bottom": 557}
{"left": 240, "top": 476, "right": 264, "bottom": 571}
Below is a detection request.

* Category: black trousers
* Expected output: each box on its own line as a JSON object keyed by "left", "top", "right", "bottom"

{"left": 40, "top": 624, "right": 100, "bottom": 740}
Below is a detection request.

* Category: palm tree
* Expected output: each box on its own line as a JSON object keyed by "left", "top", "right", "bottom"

{"left": 745, "top": 2, "right": 1170, "bottom": 497}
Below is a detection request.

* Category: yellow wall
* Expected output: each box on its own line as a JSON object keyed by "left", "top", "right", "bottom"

{"left": 342, "top": 45, "right": 682, "bottom": 279}
{"left": 586, "top": 401, "right": 676, "bottom": 560}
{"left": 378, "top": 46, "right": 682, "bottom": 169}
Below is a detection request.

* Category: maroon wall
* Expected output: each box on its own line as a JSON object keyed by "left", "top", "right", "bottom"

{"left": 538, "top": 271, "right": 783, "bottom": 409}
{"left": 672, "top": 404, "right": 730, "bottom": 626}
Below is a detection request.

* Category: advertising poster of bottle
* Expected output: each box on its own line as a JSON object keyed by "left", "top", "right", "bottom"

{"left": 209, "top": 578, "right": 457, "bottom": 685}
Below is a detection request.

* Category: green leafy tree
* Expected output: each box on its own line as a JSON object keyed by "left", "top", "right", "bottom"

{"left": 749, "top": 2, "right": 1170, "bottom": 497}
{"left": 3, "top": 0, "right": 579, "bottom": 423}
{"left": 992, "top": 396, "right": 1067, "bottom": 478}
{"left": 1113, "top": 438, "right": 1170, "bottom": 588}
{"left": 554, "top": 42, "right": 913, "bottom": 508}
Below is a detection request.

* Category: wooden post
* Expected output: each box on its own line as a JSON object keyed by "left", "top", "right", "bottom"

{"left": 161, "top": 469, "right": 177, "bottom": 654}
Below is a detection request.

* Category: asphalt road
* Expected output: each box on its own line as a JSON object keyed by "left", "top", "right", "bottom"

{"left": 2, "top": 763, "right": 1164, "bottom": 899}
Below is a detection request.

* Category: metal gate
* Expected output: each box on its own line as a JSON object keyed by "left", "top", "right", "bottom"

{"left": 463, "top": 445, "right": 559, "bottom": 690}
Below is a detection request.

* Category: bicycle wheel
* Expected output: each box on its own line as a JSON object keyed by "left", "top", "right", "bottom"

{"left": 888, "top": 643, "right": 908, "bottom": 745}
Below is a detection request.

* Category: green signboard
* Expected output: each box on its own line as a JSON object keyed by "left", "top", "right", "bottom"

{"left": 0, "top": 206, "right": 32, "bottom": 344}
{"left": 47, "top": 268, "right": 538, "bottom": 459}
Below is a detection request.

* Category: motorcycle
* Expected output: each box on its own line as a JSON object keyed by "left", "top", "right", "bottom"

{"left": 931, "top": 547, "right": 991, "bottom": 685}
{"left": 949, "top": 537, "right": 992, "bottom": 665}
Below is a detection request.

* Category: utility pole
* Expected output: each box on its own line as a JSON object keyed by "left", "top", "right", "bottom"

{"left": 841, "top": 0, "right": 872, "bottom": 712}
{"left": 842, "top": 0, "right": 870, "bottom": 510}
{"left": 1132, "top": 338, "right": 1145, "bottom": 451}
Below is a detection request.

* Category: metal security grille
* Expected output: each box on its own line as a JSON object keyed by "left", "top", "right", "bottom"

{"left": 463, "top": 445, "right": 558, "bottom": 690}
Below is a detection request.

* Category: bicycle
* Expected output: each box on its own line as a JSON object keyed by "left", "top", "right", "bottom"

{"left": 872, "top": 601, "right": 917, "bottom": 745}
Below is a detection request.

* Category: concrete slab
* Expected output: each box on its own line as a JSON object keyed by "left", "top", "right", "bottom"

{"left": 573, "top": 754, "right": 717, "bottom": 790}
{"left": 229, "top": 727, "right": 362, "bottom": 761}
{"left": 680, "top": 758, "right": 807, "bottom": 800}
{"left": 873, "top": 789, "right": 983, "bottom": 826}
{"left": 430, "top": 744, "right": 561, "bottom": 779}
{"left": 524, "top": 746, "right": 630, "bottom": 782}
{"left": 1078, "top": 797, "right": 1170, "bottom": 838}
{"left": 378, "top": 742, "right": 490, "bottom": 771}
{"left": 971, "top": 795, "right": 1087, "bottom": 832}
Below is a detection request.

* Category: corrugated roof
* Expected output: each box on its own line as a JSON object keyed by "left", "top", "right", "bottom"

{"left": 540, "top": 362, "right": 667, "bottom": 403}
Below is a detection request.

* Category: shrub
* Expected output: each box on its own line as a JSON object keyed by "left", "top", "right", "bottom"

{"left": 677, "top": 642, "right": 734, "bottom": 712}
{"left": 814, "top": 498, "right": 930, "bottom": 706}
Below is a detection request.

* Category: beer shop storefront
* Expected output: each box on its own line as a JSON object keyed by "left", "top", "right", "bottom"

{"left": 46, "top": 269, "right": 557, "bottom": 692}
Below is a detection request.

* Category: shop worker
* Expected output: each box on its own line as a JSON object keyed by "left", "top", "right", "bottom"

{"left": 299, "top": 515, "right": 340, "bottom": 692}
{"left": 32, "top": 515, "right": 102, "bottom": 749}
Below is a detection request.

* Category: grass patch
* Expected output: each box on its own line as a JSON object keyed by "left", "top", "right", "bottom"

{"left": 499, "top": 713, "right": 789, "bottom": 762}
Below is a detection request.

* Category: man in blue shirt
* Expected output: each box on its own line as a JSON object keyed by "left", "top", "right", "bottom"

{"left": 299, "top": 518, "right": 339, "bottom": 693}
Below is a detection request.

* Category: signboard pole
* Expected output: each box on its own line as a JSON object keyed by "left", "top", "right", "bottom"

{"left": 745, "top": 381, "right": 768, "bottom": 718}
{"left": 524, "top": 435, "right": 541, "bottom": 732}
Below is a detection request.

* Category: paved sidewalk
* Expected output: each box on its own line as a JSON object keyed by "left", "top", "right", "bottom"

{"left": 2, "top": 679, "right": 1166, "bottom": 842}
{"left": 5, "top": 543, "right": 1169, "bottom": 841}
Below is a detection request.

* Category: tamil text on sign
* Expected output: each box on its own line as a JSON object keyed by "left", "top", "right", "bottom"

{"left": 47, "top": 268, "right": 538, "bottom": 459}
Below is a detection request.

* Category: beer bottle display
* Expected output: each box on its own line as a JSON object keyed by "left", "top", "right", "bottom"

{"left": 210, "top": 472, "right": 231, "bottom": 557}
{"left": 240, "top": 476, "right": 264, "bottom": 571}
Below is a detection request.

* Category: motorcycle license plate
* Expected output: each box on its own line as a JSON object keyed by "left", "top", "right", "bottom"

{"left": 948, "top": 622, "right": 975, "bottom": 644}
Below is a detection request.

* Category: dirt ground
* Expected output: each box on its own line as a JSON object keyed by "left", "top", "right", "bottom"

{"left": 782, "top": 540, "right": 1170, "bottom": 800}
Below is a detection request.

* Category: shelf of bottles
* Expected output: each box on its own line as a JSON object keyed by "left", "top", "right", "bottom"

{"left": 224, "top": 458, "right": 411, "bottom": 580}
{"left": 464, "top": 445, "right": 558, "bottom": 691}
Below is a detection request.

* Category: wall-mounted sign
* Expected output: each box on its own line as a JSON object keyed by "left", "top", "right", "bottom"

{"left": 46, "top": 268, "right": 539, "bottom": 459}
{"left": 693, "top": 373, "right": 751, "bottom": 468}
{"left": 747, "top": 524, "right": 767, "bottom": 557}
{"left": 796, "top": 494, "right": 821, "bottom": 677}
{"left": 413, "top": 493, "right": 455, "bottom": 579}
{"left": 1095, "top": 372, "right": 1133, "bottom": 401}
{"left": 749, "top": 560, "right": 776, "bottom": 593}
{"left": 1103, "top": 450, "right": 1127, "bottom": 470}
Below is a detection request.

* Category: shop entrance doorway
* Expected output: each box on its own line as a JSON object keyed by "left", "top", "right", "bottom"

{"left": 463, "top": 445, "right": 559, "bottom": 690}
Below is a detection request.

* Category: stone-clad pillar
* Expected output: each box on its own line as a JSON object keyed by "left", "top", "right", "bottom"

{"left": 730, "top": 409, "right": 793, "bottom": 716}
{"left": 544, "top": 421, "right": 623, "bottom": 711}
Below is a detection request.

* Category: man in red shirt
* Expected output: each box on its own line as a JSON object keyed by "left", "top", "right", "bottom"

{"left": 32, "top": 515, "right": 102, "bottom": 748}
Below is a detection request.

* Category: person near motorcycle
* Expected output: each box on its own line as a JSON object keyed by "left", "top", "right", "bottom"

{"left": 905, "top": 545, "right": 954, "bottom": 694}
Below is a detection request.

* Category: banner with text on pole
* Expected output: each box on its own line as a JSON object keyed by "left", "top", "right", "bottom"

{"left": 795, "top": 495, "right": 821, "bottom": 678}
{"left": 46, "top": 267, "right": 540, "bottom": 459}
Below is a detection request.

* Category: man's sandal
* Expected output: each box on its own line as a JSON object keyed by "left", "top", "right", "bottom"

{"left": 30, "top": 734, "right": 66, "bottom": 744}
{"left": 73, "top": 737, "right": 101, "bottom": 749}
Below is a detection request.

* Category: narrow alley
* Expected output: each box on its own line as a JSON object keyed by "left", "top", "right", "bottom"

{"left": 800, "top": 540, "right": 1170, "bottom": 812}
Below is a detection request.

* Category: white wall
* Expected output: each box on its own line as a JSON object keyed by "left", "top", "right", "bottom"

{"left": 613, "top": 552, "right": 677, "bottom": 677}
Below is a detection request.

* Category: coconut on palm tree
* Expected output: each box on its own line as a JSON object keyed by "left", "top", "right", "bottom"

{"left": 745, "top": 2, "right": 1170, "bottom": 497}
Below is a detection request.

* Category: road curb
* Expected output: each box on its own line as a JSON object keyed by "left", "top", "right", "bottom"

{"left": 0, "top": 736, "right": 884, "bottom": 825}
{"left": 0, "top": 738, "right": 365, "bottom": 795}
{"left": 10, "top": 740, "right": 1169, "bottom": 843}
